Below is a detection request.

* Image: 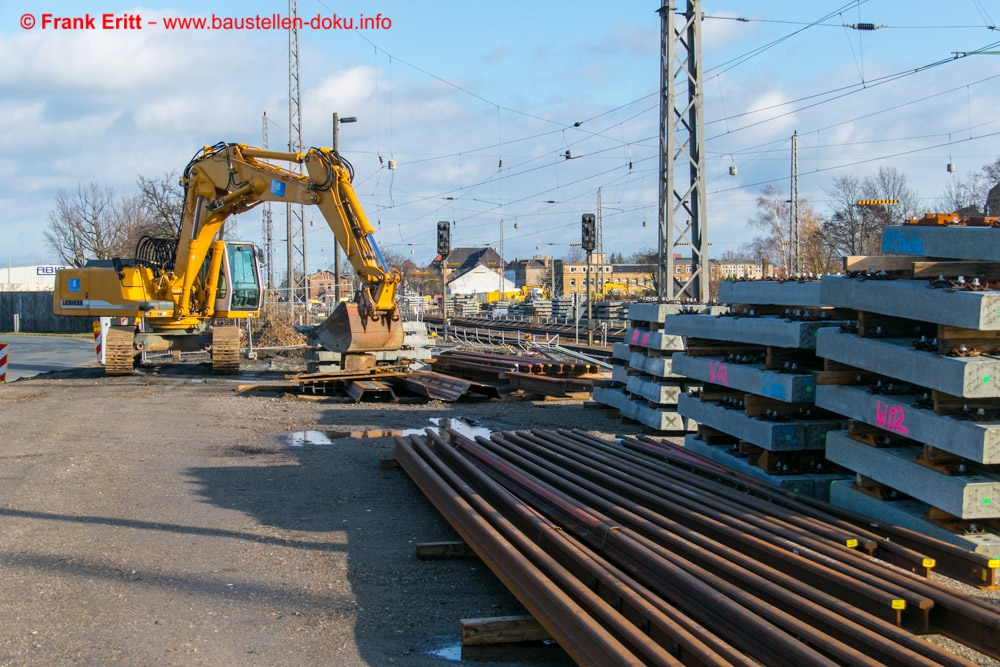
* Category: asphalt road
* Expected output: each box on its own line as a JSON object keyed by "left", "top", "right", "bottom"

{"left": 0, "top": 334, "right": 97, "bottom": 381}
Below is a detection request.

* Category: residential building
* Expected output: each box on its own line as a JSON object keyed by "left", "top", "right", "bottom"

{"left": 429, "top": 247, "right": 505, "bottom": 283}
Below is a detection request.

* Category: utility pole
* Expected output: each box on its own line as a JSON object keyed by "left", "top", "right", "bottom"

{"left": 658, "top": 0, "right": 708, "bottom": 302}
{"left": 331, "top": 112, "right": 356, "bottom": 303}
{"left": 596, "top": 187, "right": 603, "bottom": 265}
{"left": 790, "top": 130, "right": 799, "bottom": 275}
{"left": 261, "top": 112, "right": 274, "bottom": 293}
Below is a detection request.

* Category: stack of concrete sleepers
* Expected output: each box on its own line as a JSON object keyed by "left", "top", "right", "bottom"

{"left": 593, "top": 302, "right": 717, "bottom": 433}
{"left": 670, "top": 280, "right": 851, "bottom": 499}
{"left": 816, "top": 222, "right": 1000, "bottom": 554}
{"left": 592, "top": 300, "right": 625, "bottom": 323}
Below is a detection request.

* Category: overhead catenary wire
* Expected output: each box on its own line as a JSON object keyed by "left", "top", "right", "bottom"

{"left": 303, "top": 0, "right": 1000, "bottom": 261}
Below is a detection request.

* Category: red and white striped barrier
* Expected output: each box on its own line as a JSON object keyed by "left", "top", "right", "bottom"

{"left": 93, "top": 321, "right": 102, "bottom": 362}
{"left": 0, "top": 342, "right": 8, "bottom": 383}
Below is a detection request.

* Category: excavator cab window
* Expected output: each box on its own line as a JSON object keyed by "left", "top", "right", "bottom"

{"left": 226, "top": 243, "right": 261, "bottom": 310}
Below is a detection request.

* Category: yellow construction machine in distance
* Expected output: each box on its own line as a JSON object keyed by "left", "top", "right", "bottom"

{"left": 53, "top": 142, "right": 403, "bottom": 375}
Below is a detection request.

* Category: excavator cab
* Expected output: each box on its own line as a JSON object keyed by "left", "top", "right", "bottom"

{"left": 213, "top": 242, "right": 262, "bottom": 318}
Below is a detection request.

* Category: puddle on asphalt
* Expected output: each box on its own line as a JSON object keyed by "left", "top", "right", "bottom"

{"left": 402, "top": 417, "right": 493, "bottom": 440}
{"left": 427, "top": 638, "right": 462, "bottom": 661}
{"left": 285, "top": 430, "right": 340, "bottom": 446}
{"left": 284, "top": 418, "right": 493, "bottom": 447}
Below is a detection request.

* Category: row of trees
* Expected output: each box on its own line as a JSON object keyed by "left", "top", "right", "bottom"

{"left": 44, "top": 175, "right": 184, "bottom": 266}
{"left": 737, "top": 158, "right": 1000, "bottom": 274}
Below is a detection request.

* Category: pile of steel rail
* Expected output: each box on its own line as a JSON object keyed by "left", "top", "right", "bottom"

{"left": 429, "top": 350, "right": 599, "bottom": 398}
{"left": 393, "top": 428, "right": 1000, "bottom": 666}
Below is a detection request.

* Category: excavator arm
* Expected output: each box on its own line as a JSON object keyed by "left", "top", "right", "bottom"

{"left": 175, "top": 142, "right": 402, "bottom": 352}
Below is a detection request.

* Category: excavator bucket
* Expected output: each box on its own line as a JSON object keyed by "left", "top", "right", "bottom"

{"left": 313, "top": 301, "right": 405, "bottom": 354}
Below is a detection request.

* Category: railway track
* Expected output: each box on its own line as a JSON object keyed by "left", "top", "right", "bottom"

{"left": 422, "top": 315, "right": 622, "bottom": 359}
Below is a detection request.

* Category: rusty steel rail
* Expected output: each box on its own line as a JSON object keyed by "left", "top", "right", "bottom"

{"left": 392, "top": 371, "right": 500, "bottom": 401}
{"left": 393, "top": 432, "right": 683, "bottom": 666}
{"left": 626, "top": 433, "right": 999, "bottom": 588}
{"left": 499, "top": 430, "right": 934, "bottom": 629}
{"left": 546, "top": 429, "right": 1000, "bottom": 661}
{"left": 417, "top": 430, "right": 747, "bottom": 667}
{"left": 432, "top": 349, "right": 596, "bottom": 376}
{"left": 466, "top": 430, "right": 971, "bottom": 667}
{"left": 395, "top": 426, "right": 997, "bottom": 665}
{"left": 505, "top": 371, "right": 593, "bottom": 398}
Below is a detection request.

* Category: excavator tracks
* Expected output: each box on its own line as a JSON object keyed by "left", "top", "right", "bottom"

{"left": 104, "top": 326, "right": 136, "bottom": 376}
{"left": 211, "top": 326, "right": 241, "bottom": 375}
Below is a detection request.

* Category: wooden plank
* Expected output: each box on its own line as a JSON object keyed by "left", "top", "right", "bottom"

{"left": 844, "top": 255, "right": 929, "bottom": 272}
{"left": 857, "top": 311, "right": 928, "bottom": 339}
{"left": 743, "top": 394, "right": 797, "bottom": 417}
{"left": 931, "top": 390, "right": 1000, "bottom": 417}
{"left": 937, "top": 324, "right": 1000, "bottom": 356}
{"left": 813, "top": 370, "right": 877, "bottom": 385}
{"left": 460, "top": 615, "right": 552, "bottom": 646}
{"left": 415, "top": 541, "right": 478, "bottom": 560}
{"left": 912, "top": 261, "right": 1000, "bottom": 278}
{"left": 847, "top": 420, "right": 913, "bottom": 448}
{"left": 823, "top": 358, "right": 859, "bottom": 372}
{"left": 697, "top": 424, "right": 738, "bottom": 445}
{"left": 378, "top": 457, "right": 400, "bottom": 470}
{"left": 684, "top": 339, "right": 766, "bottom": 358}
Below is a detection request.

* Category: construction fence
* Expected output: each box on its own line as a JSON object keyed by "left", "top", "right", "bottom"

{"left": 0, "top": 292, "right": 91, "bottom": 334}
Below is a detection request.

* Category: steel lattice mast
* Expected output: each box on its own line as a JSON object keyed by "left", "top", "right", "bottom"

{"left": 658, "top": 0, "right": 708, "bottom": 302}
{"left": 287, "top": 0, "right": 305, "bottom": 304}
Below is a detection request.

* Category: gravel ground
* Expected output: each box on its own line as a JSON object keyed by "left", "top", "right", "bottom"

{"left": 3, "top": 359, "right": 1000, "bottom": 666}
{"left": 0, "top": 361, "right": 634, "bottom": 666}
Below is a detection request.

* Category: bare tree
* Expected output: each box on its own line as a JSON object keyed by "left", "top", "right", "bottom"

{"left": 822, "top": 175, "right": 880, "bottom": 257}
{"left": 983, "top": 156, "right": 1000, "bottom": 186}
{"left": 45, "top": 183, "right": 133, "bottom": 264}
{"left": 798, "top": 210, "right": 839, "bottom": 275}
{"left": 865, "top": 166, "right": 919, "bottom": 225}
{"left": 717, "top": 246, "right": 757, "bottom": 263}
{"left": 822, "top": 167, "right": 919, "bottom": 259}
{"left": 137, "top": 173, "right": 184, "bottom": 238}
{"left": 564, "top": 246, "right": 585, "bottom": 263}
{"left": 746, "top": 185, "right": 791, "bottom": 270}
{"left": 939, "top": 171, "right": 987, "bottom": 216}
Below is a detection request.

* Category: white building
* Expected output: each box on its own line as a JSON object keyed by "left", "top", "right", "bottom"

{"left": 0, "top": 265, "right": 69, "bottom": 291}
{"left": 447, "top": 264, "right": 517, "bottom": 296}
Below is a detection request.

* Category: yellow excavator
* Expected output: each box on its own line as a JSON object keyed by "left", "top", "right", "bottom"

{"left": 53, "top": 142, "right": 403, "bottom": 375}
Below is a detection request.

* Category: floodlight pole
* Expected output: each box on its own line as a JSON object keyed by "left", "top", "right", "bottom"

{"left": 332, "top": 112, "right": 356, "bottom": 303}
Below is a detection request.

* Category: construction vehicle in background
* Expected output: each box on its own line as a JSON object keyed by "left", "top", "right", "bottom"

{"left": 53, "top": 142, "right": 403, "bottom": 375}
{"left": 601, "top": 280, "right": 630, "bottom": 298}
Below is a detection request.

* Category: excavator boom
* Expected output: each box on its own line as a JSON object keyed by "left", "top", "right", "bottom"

{"left": 180, "top": 142, "right": 404, "bottom": 353}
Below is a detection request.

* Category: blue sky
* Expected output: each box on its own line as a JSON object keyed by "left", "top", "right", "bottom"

{"left": 1, "top": 1, "right": 999, "bottom": 272}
